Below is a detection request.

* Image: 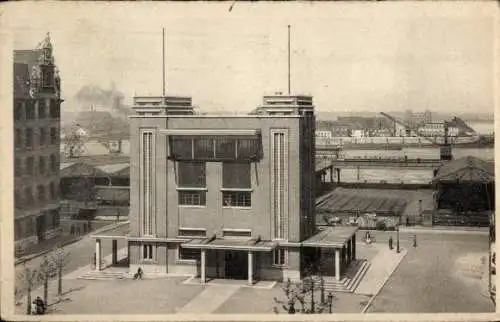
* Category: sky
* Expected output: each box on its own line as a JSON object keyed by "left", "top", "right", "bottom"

{"left": 3, "top": 1, "right": 497, "bottom": 114}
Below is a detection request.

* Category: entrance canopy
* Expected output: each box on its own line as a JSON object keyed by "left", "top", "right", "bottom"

{"left": 182, "top": 236, "right": 277, "bottom": 252}
{"left": 302, "top": 227, "right": 358, "bottom": 248}
{"left": 92, "top": 222, "right": 129, "bottom": 240}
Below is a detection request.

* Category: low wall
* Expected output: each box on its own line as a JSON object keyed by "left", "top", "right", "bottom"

{"left": 324, "top": 182, "right": 433, "bottom": 191}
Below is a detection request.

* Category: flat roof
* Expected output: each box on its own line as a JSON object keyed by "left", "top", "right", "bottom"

{"left": 182, "top": 237, "right": 277, "bottom": 251}
{"left": 302, "top": 227, "right": 358, "bottom": 248}
{"left": 92, "top": 222, "right": 130, "bottom": 240}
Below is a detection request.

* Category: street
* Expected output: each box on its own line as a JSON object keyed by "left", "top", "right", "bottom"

{"left": 366, "top": 231, "right": 494, "bottom": 312}
{"left": 15, "top": 228, "right": 127, "bottom": 297}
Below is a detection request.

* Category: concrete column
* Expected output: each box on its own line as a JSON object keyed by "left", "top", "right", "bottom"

{"left": 346, "top": 242, "right": 351, "bottom": 266}
{"left": 334, "top": 249, "right": 340, "bottom": 281}
{"left": 248, "top": 251, "right": 253, "bottom": 286}
{"left": 351, "top": 235, "right": 356, "bottom": 260}
{"left": 329, "top": 166, "right": 334, "bottom": 183}
{"left": 201, "top": 249, "right": 206, "bottom": 283}
{"left": 95, "top": 239, "right": 102, "bottom": 271}
{"left": 336, "top": 168, "right": 341, "bottom": 183}
{"left": 112, "top": 239, "right": 118, "bottom": 265}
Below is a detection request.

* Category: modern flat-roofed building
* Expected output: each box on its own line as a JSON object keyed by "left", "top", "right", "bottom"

{"left": 13, "top": 33, "right": 62, "bottom": 253}
{"left": 95, "top": 92, "right": 358, "bottom": 285}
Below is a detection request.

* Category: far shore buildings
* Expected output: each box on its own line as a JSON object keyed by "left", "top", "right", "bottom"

{"left": 94, "top": 93, "right": 358, "bottom": 284}
{"left": 13, "top": 34, "right": 62, "bottom": 253}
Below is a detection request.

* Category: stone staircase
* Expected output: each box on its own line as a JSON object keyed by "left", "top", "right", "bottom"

{"left": 312, "top": 259, "right": 370, "bottom": 293}
{"left": 78, "top": 270, "right": 127, "bottom": 281}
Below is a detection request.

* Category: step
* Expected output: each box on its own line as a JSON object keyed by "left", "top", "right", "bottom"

{"left": 348, "top": 262, "right": 370, "bottom": 292}
{"left": 78, "top": 270, "right": 126, "bottom": 280}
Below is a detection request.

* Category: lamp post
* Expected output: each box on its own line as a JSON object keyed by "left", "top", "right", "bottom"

{"left": 327, "top": 292, "right": 333, "bottom": 313}
{"left": 396, "top": 215, "right": 401, "bottom": 253}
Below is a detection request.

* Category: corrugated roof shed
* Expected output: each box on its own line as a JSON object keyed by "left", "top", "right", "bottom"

{"left": 433, "top": 156, "right": 494, "bottom": 183}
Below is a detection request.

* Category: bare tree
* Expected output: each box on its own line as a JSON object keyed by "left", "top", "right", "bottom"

{"left": 273, "top": 277, "right": 330, "bottom": 314}
{"left": 18, "top": 264, "right": 38, "bottom": 314}
{"left": 37, "top": 255, "right": 55, "bottom": 305}
{"left": 49, "top": 246, "right": 70, "bottom": 297}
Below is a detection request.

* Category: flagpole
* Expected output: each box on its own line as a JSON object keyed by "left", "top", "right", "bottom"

{"left": 162, "top": 28, "right": 166, "bottom": 97}
{"left": 287, "top": 25, "right": 291, "bottom": 95}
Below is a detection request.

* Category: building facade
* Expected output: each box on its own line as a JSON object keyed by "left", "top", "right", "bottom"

{"left": 123, "top": 93, "right": 357, "bottom": 283}
{"left": 13, "top": 34, "right": 62, "bottom": 253}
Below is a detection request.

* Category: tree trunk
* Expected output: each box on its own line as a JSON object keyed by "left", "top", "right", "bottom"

{"left": 58, "top": 267, "right": 62, "bottom": 296}
{"left": 27, "top": 287, "right": 31, "bottom": 315}
{"left": 43, "top": 278, "right": 48, "bottom": 304}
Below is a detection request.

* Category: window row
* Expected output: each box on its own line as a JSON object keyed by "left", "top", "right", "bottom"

{"left": 14, "top": 182, "right": 59, "bottom": 207}
{"left": 14, "top": 99, "right": 60, "bottom": 121}
{"left": 14, "top": 154, "right": 58, "bottom": 177}
{"left": 177, "top": 161, "right": 251, "bottom": 189}
{"left": 169, "top": 135, "right": 261, "bottom": 161}
{"left": 15, "top": 127, "right": 58, "bottom": 149}
{"left": 179, "top": 190, "right": 251, "bottom": 207}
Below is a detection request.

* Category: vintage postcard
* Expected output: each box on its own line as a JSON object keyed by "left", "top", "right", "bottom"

{"left": 0, "top": 1, "right": 497, "bottom": 321}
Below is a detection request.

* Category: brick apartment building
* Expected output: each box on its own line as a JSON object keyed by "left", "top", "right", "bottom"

{"left": 13, "top": 33, "right": 62, "bottom": 253}
{"left": 109, "top": 93, "right": 357, "bottom": 284}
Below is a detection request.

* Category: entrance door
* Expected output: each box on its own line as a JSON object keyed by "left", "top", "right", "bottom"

{"left": 36, "top": 215, "right": 45, "bottom": 241}
{"left": 225, "top": 251, "right": 248, "bottom": 280}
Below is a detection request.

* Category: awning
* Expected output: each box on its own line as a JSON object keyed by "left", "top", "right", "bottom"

{"left": 92, "top": 222, "right": 130, "bottom": 240}
{"left": 161, "top": 129, "right": 260, "bottom": 136}
{"left": 302, "top": 227, "right": 358, "bottom": 248}
{"left": 181, "top": 237, "right": 277, "bottom": 251}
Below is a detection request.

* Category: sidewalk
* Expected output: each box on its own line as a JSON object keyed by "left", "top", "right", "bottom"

{"left": 355, "top": 244, "right": 407, "bottom": 296}
{"left": 400, "top": 226, "right": 488, "bottom": 235}
{"left": 176, "top": 285, "right": 240, "bottom": 314}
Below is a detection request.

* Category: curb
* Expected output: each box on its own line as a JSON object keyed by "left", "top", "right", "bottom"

{"left": 15, "top": 221, "right": 129, "bottom": 266}
{"left": 361, "top": 248, "right": 408, "bottom": 313}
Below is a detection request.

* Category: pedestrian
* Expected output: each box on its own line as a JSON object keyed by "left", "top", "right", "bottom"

{"left": 413, "top": 234, "right": 417, "bottom": 248}
{"left": 388, "top": 235, "right": 393, "bottom": 250}
{"left": 137, "top": 267, "right": 143, "bottom": 279}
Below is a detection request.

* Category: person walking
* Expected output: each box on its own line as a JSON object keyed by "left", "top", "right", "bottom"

{"left": 413, "top": 234, "right": 417, "bottom": 248}
{"left": 388, "top": 235, "right": 393, "bottom": 250}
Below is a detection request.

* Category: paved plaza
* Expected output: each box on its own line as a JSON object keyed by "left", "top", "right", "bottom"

{"left": 13, "top": 230, "right": 494, "bottom": 315}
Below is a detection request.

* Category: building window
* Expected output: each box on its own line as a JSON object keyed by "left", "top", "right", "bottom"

{"left": 222, "top": 162, "right": 251, "bottom": 207}
{"left": 38, "top": 100, "right": 46, "bottom": 119}
{"left": 39, "top": 127, "right": 46, "bottom": 146}
{"left": 26, "top": 101, "right": 35, "bottom": 120}
{"left": 169, "top": 135, "right": 261, "bottom": 161}
{"left": 14, "top": 101, "right": 23, "bottom": 121}
{"left": 50, "top": 182, "right": 57, "bottom": 200}
{"left": 50, "top": 99, "right": 60, "bottom": 118}
{"left": 178, "top": 190, "right": 206, "bottom": 206}
{"left": 178, "top": 247, "right": 201, "bottom": 261}
{"left": 14, "top": 158, "right": 22, "bottom": 177}
{"left": 25, "top": 128, "right": 33, "bottom": 148}
{"left": 42, "top": 68, "right": 55, "bottom": 88}
{"left": 222, "top": 230, "right": 251, "bottom": 238}
{"left": 222, "top": 162, "right": 251, "bottom": 189}
{"left": 178, "top": 161, "right": 206, "bottom": 187}
{"left": 142, "top": 244, "right": 154, "bottom": 260}
{"left": 141, "top": 131, "right": 154, "bottom": 236}
{"left": 15, "top": 128, "right": 22, "bottom": 148}
{"left": 50, "top": 127, "right": 57, "bottom": 145}
{"left": 271, "top": 130, "right": 289, "bottom": 240}
{"left": 26, "top": 157, "right": 34, "bottom": 176}
{"left": 24, "top": 187, "right": 34, "bottom": 205}
{"left": 177, "top": 161, "right": 206, "bottom": 206}
{"left": 50, "top": 154, "right": 57, "bottom": 172}
{"left": 273, "top": 248, "right": 287, "bottom": 266}
{"left": 178, "top": 228, "right": 207, "bottom": 237}
{"left": 222, "top": 191, "right": 251, "bottom": 207}
{"left": 37, "top": 185, "right": 46, "bottom": 202}
{"left": 38, "top": 156, "right": 46, "bottom": 175}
